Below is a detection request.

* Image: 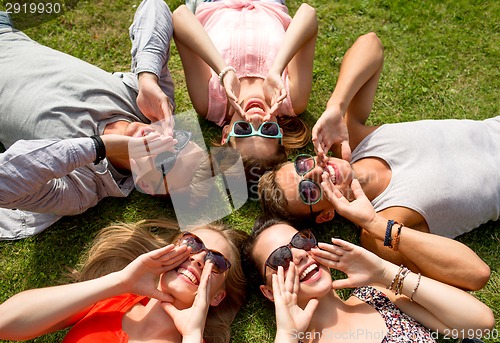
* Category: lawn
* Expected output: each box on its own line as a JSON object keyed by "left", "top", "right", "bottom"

{"left": 0, "top": 0, "right": 498, "bottom": 342}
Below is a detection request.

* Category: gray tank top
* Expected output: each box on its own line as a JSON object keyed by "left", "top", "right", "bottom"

{"left": 351, "top": 118, "right": 500, "bottom": 238}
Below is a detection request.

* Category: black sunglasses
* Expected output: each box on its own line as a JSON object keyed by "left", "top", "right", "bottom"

{"left": 294, "top": 154, "right": 323, "bottom": 208}
{"left": 176, "top": 232, "right": 231, "bottom": 274}
{"left": 264, "top": 229, "right": 317, "bottom": 276}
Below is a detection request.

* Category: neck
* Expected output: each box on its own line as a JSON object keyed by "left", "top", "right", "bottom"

{"left": 307, "top": 290, "right": 347, "bottom": 333}
{"left": 125, "top": 299, "right": 182, "bottom": 342}
{"left": 351, "top": 157, "right": 391, "bottom": 201}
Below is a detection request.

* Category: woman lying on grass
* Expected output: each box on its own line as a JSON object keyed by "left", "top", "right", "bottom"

{"left": 0, "top": 219, "right": 248, "bottom": 343}
{"left": 244, "top": 181, "right": 494, "bottom": 343}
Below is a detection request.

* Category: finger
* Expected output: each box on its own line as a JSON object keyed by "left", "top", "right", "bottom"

{"left": 331, "top": 278, "right": 355, "bottom": 290}
{"left": 341, "top": 139, "right": 352, "bottom": 162}
{"left": 330, "top": 238, "right": 355, "bottom": 252}
{"left": 150, "top": 288, "right": 174, "bottom": 303}
{"left": 277, "top": 266, "right": 286, "bottom": 295}
{"left": 311, "top": 254, "right": 339, "bottom": 269}
{"left": 161, "top": 302, "right": 179, "bottom": 318}
{"left": 316, "top": 242, "right": 346, "bottom": 256}
{"left": 303, "top": 298, "right": 319, "bottom": 318}
{"left": 284, "top": 263, "right": 295, "bottom": 293}
{"left": 148, "top": 244, "right": 176, "bottom": 259}
{"left": 350, "top": 179, "right": 367, "bottom": 200}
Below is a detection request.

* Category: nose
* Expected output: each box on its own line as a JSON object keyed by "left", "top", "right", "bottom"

{"left": 190, "top": 250, "right": 207, "bottom": 269}
{"left": 248, "top": 113, "right": 264, "bottom": 127}
{"left": 303, "top": 165, "right": 324, "bottom": 182}
{"left": 291, "top": 247, "right": 308, "bottom": 267}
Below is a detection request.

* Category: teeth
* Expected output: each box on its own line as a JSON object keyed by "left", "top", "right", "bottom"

{"left": 178, "top": 268, "right": 198, "bottom": 284}
{"left": 300, "top": 264, "right": 318, "bottom": 281}
{"left": 327, "top": 165, "right": 336, "bottom": 184}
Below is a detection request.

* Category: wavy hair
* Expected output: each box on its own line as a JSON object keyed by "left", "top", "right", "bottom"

{"left": 72, "top": 219, "right": 248, "bottom": 343}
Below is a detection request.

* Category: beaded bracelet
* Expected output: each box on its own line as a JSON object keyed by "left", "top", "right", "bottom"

{"left": 384, "top": 219, "right": 395, "bottom": 248}
{"left": 90, "top": 135, "right": 106, "bottom": 165}
{"left": 410, "top": 273, "right": 422, "bottom": 301}
{"left": 218, "top": 66, "right": 236, "bottom": 86}
{"left": 387, "top": 264, "right": 411, "bottom": 295}
{"left": 392, "top": 222, "right": 404, "bottom": 251}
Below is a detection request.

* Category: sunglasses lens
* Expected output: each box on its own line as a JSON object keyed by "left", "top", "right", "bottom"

{"left": 207, "top": 251, "right": 230, "bottom": 274}
{"left": 233, "top": 121, "right": 252, "bottom": 135}
{"left": 261, "top": 122, "right": 279, "bottom": 136}
{"left": 295, "top": 155, "right": 315, "bottom": 175}
{"left": 266, "top": 246, "right": 293, "bottom": 271}
{"left": 174, "top": 130, "right": 191, "bottom": 149}
{"left": 179, "top": 233, "right": 204, "bottom": 253}
{"left": 299, "top": 180, "right": 322, "bottom": 204}
{"left": 154, "top": 151, "right": 176, "bottom": 173}
{"left": 291, "top": 230, "right": 317, "bottom": 251}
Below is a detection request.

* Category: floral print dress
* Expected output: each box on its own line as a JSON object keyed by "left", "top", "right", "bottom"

{"left": 352, "top": 286, "right": 436, "bottom": 342}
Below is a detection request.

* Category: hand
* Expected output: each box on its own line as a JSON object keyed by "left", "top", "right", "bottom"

{"left": 311, "top": 238, "right": 385, "bottom": 289}
{"left": 222, "top": 71, "right": 245, "bottom": 119}
{"left": 161, "top": 262, "right": 214, "bottom": 340}
{"left": 117, "top": 244, "right": 190, "bottom": 302}
{"left": 321, "top": 174, "right": 376, "bottom": 229}
{"left": 312, "top": 106, "right": 351, "bottom": 163}
{"left": 263, "top": 71, "right": 287, "bottom": 120}
{"left": 273, "top": 264, "right": 318, "bottom": 339}
{"left": 137, "top": 72, "right": 175, "bottom": 136}
{"left": 128, "top": 132, "right": 178, "bottom": 195}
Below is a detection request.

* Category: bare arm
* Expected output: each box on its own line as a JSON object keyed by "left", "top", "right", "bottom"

{"left": 313, "top": 32, "right": 384, "bottom": 162}
{"left": 321, "top": 175, "right": 490, "bottom": 291}
{"left": 267, "top": 3, "right": 318, "bottom": 114}
{"left": 172, "top": 5, "right": 241, "bottom": 117}
{"left": 312, "top": 239, "right": 495, "bottom": 337}
{"left": 0, "top": 245, "right": 188, "bottom": 341}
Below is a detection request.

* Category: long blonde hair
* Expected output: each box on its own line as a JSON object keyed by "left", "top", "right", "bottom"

{"left": 72, "top": 219, "right": 248, "bottom": 343}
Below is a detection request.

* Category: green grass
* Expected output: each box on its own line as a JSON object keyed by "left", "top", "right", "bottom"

{"left": 0, "top": 0, "right": 499, "bottom": 342}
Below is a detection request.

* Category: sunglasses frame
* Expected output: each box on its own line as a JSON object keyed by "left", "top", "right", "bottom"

{"left": 176, "top": 232, "right": 231, "bottom": 274}
{"left": 294, "top": 154, "right": 323, "bottom": 206}
{"left": 227, "top": 121, "right": 283, "bottom": 144}
{"left": 264, "top": 229, "right": 317, "bottom": 277}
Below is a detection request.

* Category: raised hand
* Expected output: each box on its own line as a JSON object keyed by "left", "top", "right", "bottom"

{"left": 222, "top": 71, "right": 246, "bottom": 119}
{"left": 321, "top": 174, "right": 376, "bottom": 229}
{"left": 273, "top": 264, "right": 318, "bottom": 340}
{"left": 312, "top": 106, "right": 351, "bottom": 163}
{"left": 118, "top": 244, "right": 190, "bottom": 302}
{"left": 311, "top": 239, "right": 385, "bottom": 290}
{"left": 161, "top": 262, "right": 214, "bottom": 341}
{"left": 263, "top": 71, "right": 287, "bottom": 120}
{"left": 137, "top": 73, "right": 175, "bottom": 136}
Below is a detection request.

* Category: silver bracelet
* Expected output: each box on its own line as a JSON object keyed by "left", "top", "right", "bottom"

{"left": 218, "top": 66, "right": 236, "bottom": 86}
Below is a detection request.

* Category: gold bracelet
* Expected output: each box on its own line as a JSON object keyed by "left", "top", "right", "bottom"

{"left": 410, "top": 273, "right": 421, "bottom": 301}
{"left": 387, "top": 265, "right": 404, "bottom": 291}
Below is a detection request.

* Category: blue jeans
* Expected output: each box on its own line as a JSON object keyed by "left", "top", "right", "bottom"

{"left": 0, "top": 12, "right": 13, "bottom": 29}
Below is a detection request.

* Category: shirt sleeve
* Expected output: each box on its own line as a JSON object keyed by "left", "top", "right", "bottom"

{"left": 129, "top": 0, "right": 173, "bottom": 79}
{"left": 0, "top": 138, "right": 104, "bottom": 215}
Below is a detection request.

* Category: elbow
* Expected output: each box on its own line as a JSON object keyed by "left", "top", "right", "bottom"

{"left": 466, "top": 262, "right": 491, "bottom": 291}
{"left": 172, "top": 4, "right": 190, "bottom": 25}
{"left": 299, "top": 3, "right": 318, "bottom": 32}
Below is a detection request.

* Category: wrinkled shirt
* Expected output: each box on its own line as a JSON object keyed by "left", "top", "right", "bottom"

{"left": 0, "top": 0, "right": 174, "bottom": 239}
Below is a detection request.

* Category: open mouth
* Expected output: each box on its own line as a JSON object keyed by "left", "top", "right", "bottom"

{"left": 177, "top": 267, "right": 199, "bottom": 285}
{"left": 244, "top": 99, "right": 266, "bottom": 114}
{"left": 299, "top": 263, "right": 320, "bottom": 282}
{"left": 325, "top": 162, "right": 339, "bottom": 185}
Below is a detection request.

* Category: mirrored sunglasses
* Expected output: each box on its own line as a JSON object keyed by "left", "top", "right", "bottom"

{"left": 176, "top": 232, "right": 231, "bottom": 274}
{"left": 293, "top": 154, "right": 323, "bottom": 205}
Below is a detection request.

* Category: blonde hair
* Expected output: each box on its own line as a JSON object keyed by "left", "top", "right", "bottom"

{"left": 277, "top": 116, "right": 311, "bottom": 152}
{"left": 73, "top": 219, "right": 248, "bottom": 343}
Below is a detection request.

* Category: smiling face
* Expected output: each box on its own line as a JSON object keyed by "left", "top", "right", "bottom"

{"left": 276, "top": 156, "right": 354, "bottom": 221}
{"left": 160, "top": 228, "right": 233, "bottom": 309}
{"left": 252, "top": 223, "right": 333, "bottom": 305}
